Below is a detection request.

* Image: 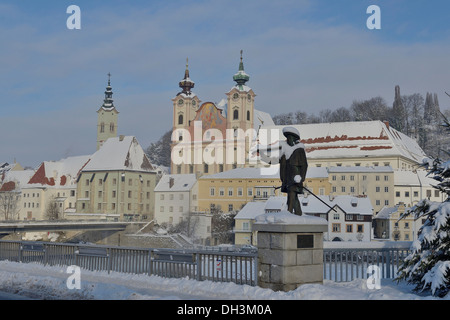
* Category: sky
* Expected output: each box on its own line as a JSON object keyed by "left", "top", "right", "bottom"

{"left": 1, "top": 0, "right": 450, "bottom": 168}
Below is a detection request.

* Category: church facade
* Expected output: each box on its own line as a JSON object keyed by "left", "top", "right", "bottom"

{"left": 170, "top": 52, "right": 271, "bottom": 176}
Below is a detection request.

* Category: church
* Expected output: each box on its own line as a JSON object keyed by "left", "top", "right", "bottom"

{"left": 170, "top": 51, "right": 274, "bottom": 176}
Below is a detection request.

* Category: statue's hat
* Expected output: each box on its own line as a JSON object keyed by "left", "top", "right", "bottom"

{"left": 282, "top": 126, "right": 300, "bottom": 140}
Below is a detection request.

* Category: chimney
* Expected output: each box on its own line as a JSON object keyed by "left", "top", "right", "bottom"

{"left": 383, "top": 121, "right": 389, "bottom": 130}
{"left": 169, "top": 177, "right": 174, "bottom": 189}
{"left": 119, "top": 135, "right": 125, "bottom": 141}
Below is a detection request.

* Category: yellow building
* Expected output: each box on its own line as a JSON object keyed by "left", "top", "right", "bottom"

{"left": 197, "top": 166, "right": 330, "bottom": 214}
{"left": 76, "top": 136, "right": 157, "bottom": 221}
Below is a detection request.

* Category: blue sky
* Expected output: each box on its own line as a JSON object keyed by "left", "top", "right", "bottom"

{"left": 1, "top": 0, "right": 450, "bottom": 167}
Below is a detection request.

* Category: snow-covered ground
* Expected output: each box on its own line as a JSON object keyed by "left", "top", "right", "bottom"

{"left": 0, "top": 260, "right": 446, "bottom": 300}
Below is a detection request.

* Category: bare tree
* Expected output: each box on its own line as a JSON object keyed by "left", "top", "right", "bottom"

{"left": 0, "top": 189, "right": 20, "bottom": 221}
{"left": 45, "top": 195, "right": 61, "bottom": 220}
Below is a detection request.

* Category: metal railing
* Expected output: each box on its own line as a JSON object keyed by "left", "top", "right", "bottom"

{"left": 0, "top": 240, "right": 412, "bottom": 286}
{"left": 0, "top": 240, "right": 258, "bottom": 286}
{"left": 323, "top": 245, "right": 411, "bottom": 282}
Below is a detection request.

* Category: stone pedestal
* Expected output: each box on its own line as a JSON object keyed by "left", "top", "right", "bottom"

{"left": 253, "top": 211, "right": 328, "bottom": 292}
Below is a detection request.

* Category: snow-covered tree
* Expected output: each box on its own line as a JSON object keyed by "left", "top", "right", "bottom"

{"left": 396, "top": 112, "right": 450, "bottom": 297}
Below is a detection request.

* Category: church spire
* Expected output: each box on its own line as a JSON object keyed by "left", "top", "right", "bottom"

{"left": 233, "top": 50, "right": 250, "bottom": 90}
{"left": 178, "top": 58, "right": 195, "bottom": 96}
{"left": 101, "top": 73, "right": 115, "bottom": 110}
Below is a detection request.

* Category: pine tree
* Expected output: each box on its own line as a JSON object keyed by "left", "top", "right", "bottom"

{"left": 396, "top": 112, "right": 450, "bottom": 297}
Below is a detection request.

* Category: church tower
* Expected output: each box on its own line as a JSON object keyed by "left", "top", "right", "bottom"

{"left": 97, "top": 73, "right": 119, "bottom": 150}
{"left": 226, "top": 50, "right": 256, "bottom": 134}
{"left": 172, "top": 58, "right": 201, "bottom": 133}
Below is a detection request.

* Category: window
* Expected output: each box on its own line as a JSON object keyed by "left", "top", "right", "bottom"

{"left": 332, "top": 175, "right": 337, "bottom": 181}
{"left": 247, "top": 188, "right": 253, "bottom": 196}
{"left": 341, "top": 175, "right": 345, "bottom": 181}
{"left": 384, "top": 187, "right": 389, "bottom": 192}
{"left": 346, "top": 225, "right": 353, "bottom": 233}
{"left": 219, "top": 188, "right": 225, "bottom": 196}
{"left": 210, "top": 188, "right": 215, "bottom": 196}
{"left": 178, "top": 114, "right": 183, "bottom": 125}
{"left": 384, "top": 175, "right": 389, "bottom": 181}
{"left": 128, "top": 191, "right": 132, "bottom": 198}
{"left": 100, "top": 122, "right": 105, "bottom": 133}
{"left": 332, "top": 224, "right": 341, "bottom": 232}
{"left": 113, "top": 178, "right": 117, "bottom": 186}
{"left": 237, "top": 188, "right": 243, "bottom": 196}
{"left": 247, "top": 110, "right": 250, "bottom": 121}
{"left": 160, "top": 206, "right": 164, "bottom": 212}
{"left": 228, "top": 204, "right": 233, "bottom": 212}
{"left": 357, "top": 225, "right": 364, "bottom": 233}
{"left": 376, "top": 175, "right": 380, "bottom": 181}
{"left": 70, "top": 190, "right": 75, "bottom": 197}
{"left": 160, "top": 194, "right": 164, "bottom": 200}
{"left": 376, "top": 187, "right": 380, "bottom": 192}
{"left": 204, "top": 164, "right": 209, "bottom": 173}
{"left": 233, "top": 109, "right": 239, "bottom": 120}
{"left": 396, "top": 191, "right": 400, "bottom": 197}
{"left": 243, "top": 222, "right": 250, "bottom": 230}
{"left": 435, "top": 190, "right": 440, "bottom": 197}
{"left": 110, "top": 123, "right": 115, "bottom": 133}
{"left": 346, "top": 214, "right": 353, "bottom": 220}
{"left": 179, "top": 194, "right": 184, "bottom": 200}
{"left": 341, "top": 186, "right": 346, "bottom": 192}
{"left": 333, "top": 213, "right": 340, "bottom": 220}
{"left": 169, "top": 194, "right": 174, "bottom": 200}
{"left": 228, "top": 188, "right": 233, "bottom": 196}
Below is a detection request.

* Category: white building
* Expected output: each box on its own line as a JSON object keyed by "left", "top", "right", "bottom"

{"left": 235, "top": 194, "right": 374, "bottom": 245}
{"left": 22, "top": 155, "right": 91, "bottom": 220}
{"left": 299, "top": 195, "right": 374, "bottom": 242}
{"left": 154, "top": 174, "right": 198, "bottom": 225}
{"left": 393, "top": 169, "right": 445, "bottom": 207}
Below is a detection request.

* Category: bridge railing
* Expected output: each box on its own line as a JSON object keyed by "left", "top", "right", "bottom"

{"left": 0, "top": 240, "right": 258, "bottom": 286}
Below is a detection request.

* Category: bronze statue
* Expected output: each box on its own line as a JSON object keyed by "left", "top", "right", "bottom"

{"left": 255, "top": 126, "right": 308, "bottom": 215}
{"left": 279, "top": 127, "right": 308, "bottom": 215}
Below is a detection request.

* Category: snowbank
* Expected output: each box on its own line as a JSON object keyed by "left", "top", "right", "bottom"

{"left": 0, "top": 261, "right": 446, "bottom": 300}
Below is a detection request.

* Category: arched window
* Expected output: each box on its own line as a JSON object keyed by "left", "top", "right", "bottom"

{"left": 178, "top": 114, "right": 184, "bottom": 125}
{"left": 100, "top": 122, "right": 105, "bottom": 133}
{"left": 247, "top": 110, "right": 250, "bottom": 121}
{"left": 233, "top": 109, "right": 239, "bottom": 120}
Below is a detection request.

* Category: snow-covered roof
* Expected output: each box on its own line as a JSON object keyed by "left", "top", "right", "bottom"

{"left": 0, "top": 169, "right": 35, "bottom": 191}
{"left": 27, "top": 155, "right": 91, "bottom": 188}
{"left": 82, "top": 136, "right": 154, "bottom": 172}
{"left": 254, "top": 109, "right": 275, "bottom": 128}
{"left": 375, "top": 206, "right": 399, "bottom": 220}
{"left": 260, "top": 195, "right": 373, "bottom": 216}
{"left": 394, "top": 169, "right": 437, "bottom": 187}
{"left": 200, "top": 166, "right": 328, "bottom": 180}
{"left": 328, "top": 166, "right": 393, "bottom": 173}
{"left": 234, "top": 202, "right": 266, "bottom": 220}
{"left": 260, "top": 121, "right": 427, "bottom": 164}
{"left": 236, "top": 194, "right": 373, "bottom": 221}
{"left": 154, "top": 174, "right": 197, "bottom": 192}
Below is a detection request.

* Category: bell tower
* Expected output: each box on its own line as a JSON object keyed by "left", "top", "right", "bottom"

{"left": 226, "top": 50, "right": 256, "bottom": 134}
{"left": 96, "top": 73, "right": 119, "bottom": 150}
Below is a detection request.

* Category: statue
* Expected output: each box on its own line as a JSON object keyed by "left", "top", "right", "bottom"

{"left": 279, "top": 127, "right": 308, "bottom": 215}
{"left": 255, "top": 126, "right": 308, "bottom": 216}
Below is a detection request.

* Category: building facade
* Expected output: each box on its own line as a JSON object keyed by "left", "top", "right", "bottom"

{"left": 76, "top": 136, "right": 156, "bottom": 221}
